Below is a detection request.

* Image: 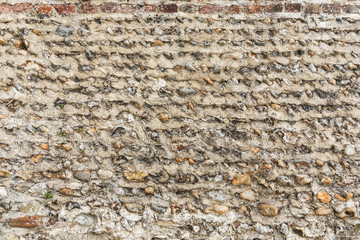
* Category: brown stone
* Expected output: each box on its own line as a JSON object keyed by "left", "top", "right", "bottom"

{"left": 0, "top": 114, "right": 6, "bottom": 119}
{"left": 8, "top": 216, "right": 42, "bottom": 228}
{"left": 30, "top": 154, "right": 42, "bottom": 164}
{"left": 238, "top": 205, "right": 251, "bottom": 216}
{"left": 61, "top": 142, "right": 73, "bottom": 151}
{"left": 335, "top": 193, "right": 352, "bottom": 202}
{"left": 42, "top": 171, "right": 66, "bottom": 179}
{"left": 335, "top": 208, "right": 357, "bottom": 219}
{"left": 0, "top": 170, "right": 10, "bottom": 178}
{"left": 322, "top": 64, "right": 331, "bottom": 72}
{"left": 316, "top": 191, "right": 331, "bottom": 203}
{"left": 232, "top": 173, "right": 251, "bottom": 186}
{"left": 159, "top": 113, "right": 169, "bottom": 122}
{"left": 348, "top": 62, "right": 358, "bottom": 70}
{"left": 271, "top": 103, "right": 281, "bottom": 110}
{"left": 157, "top": 220, "right": 182, "bottom": 227}
{"left": 40, "top": 143, "right": 49, "bottom": 150}
{"left": 204, "top": 78, "right": 213, "bottom": 85}
{"left": 145, "top": 187, "right": 154, "bottom": 195}
{"left": 176, "top": 157, "right": 187, "bottom": 163}
{"left": 203, "top": 204, "right": 230, "bottom": 215}
{"left": 315, "top": 160, "right": 324, "bottom": 167}
{"left": 152, "top": 40, "right": 164, "bottom": 47}
{"left": 277, "top": 160, "right": 287, "bottom": 168}
{"left": 257, "top": 204, "right": 279, "bottom": 217}
{"left": 321, "top": 176, "right": 332, "bottom": 186}
{"left": 315, "top": 207, "right": 332, "bottom": 216}
{"left": 123, "top": 171, "right": 148, "bottom": 182}
{"left": 59, "top": 188, "right": 75, "bottom": 196}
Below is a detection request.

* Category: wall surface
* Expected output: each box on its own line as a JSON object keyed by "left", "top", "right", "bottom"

{"left": 0, "top": 0, "right": 359, "bottom": 239}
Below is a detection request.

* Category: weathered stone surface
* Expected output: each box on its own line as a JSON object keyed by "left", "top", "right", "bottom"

{"left": 0, "top": 2, "right": 358, "bottom": 239}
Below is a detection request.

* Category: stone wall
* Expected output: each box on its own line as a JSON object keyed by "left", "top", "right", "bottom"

{"left": 0, "top": 1, "right": 359, "bottom": 239}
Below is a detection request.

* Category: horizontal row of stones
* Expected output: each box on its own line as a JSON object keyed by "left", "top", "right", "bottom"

{"left": 0, "top": 3, "right": 358, "bottom": 15}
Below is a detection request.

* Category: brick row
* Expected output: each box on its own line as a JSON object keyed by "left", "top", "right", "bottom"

{"left": 0, "top": 3, "right": 358, "bottom": 15}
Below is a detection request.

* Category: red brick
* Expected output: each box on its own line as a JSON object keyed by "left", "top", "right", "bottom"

{"left": 343, "top": 5, "right": 359, "bottom": 13}
{"left": 55, "top": 5, "right": 75, "bottom": 15}
{"left": 305, "top": 4, "right": 320, "bottom": 13}
{"left": 265, "top": 4, "right": 283, "bottom": 13}
{"left": 285, "top": 3, "right": 302, "bottom": 13}
{"left": 248, "top": 5, "right": 263, "bottom": 14}
{"left": 101, "top": 2, "right": 119, "bottom": 13}
{"left": 0, "top": 3, "right": 11, "bottom": 13}
{"left": 37, "top": 5, "right": 53, "bottom": 15}
{"left": 142, "top": 4, "right": 156, "bottom": 12}
{"left": 120, "top": 4, "right": 136, "bottom": 13}
{"left": 225, "top": 5, "right": 243, "bottom": 14}
{"left": 159, "top": 4, "right": 178, "bottom": 13}
{"left": 8, "top": 216, "right": 42, "bottom": 228}
{"left": 322, "top": 3, "right": 341, "bottom": 13}
{"left": 80, "top": 4, "right": 98, "bottom": 13}
{"left": 13, "top": 3, "right": 33, "bottom": 13}
{"left": 199, "top": 5, "right": 222, "bottom": 14}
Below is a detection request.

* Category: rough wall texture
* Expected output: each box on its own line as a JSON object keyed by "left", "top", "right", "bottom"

{"left": 0, "top": 0, "right": 359, "bottom": 239}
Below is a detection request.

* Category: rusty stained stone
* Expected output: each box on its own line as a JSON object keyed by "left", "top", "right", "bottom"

{"left": 8, "top": 216, "right": 42, "bottom": 228}
{"left": 257, "top": 204, "right": 279, "bottom": 217}
{"left": 233, "top": 173, "right": 251, "bottom": 186}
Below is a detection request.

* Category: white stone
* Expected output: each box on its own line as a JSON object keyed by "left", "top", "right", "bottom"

{"left": 344, "top": 145, "right": 356, "bottom": 156}
{"left": 73, "top": 214, "right": 95, "bottom": 226}
{"left": 0, "top": 186, "right": 8, "bottom": 199}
